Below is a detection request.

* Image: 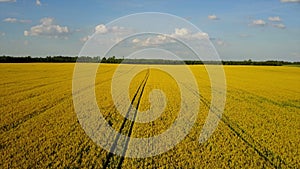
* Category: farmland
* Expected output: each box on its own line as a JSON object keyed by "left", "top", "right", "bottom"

{"left": 0, "top": 63, "right": 299, "bottom": 168}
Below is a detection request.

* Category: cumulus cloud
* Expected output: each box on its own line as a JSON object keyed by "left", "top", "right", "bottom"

{"left": 132, "top": 28, "right": 209, "bottom": 47}
{"left": 3, "top": 17, "right": 31, "bottom": 23}
{"left": 280, "top": 0, "right": 300, "bottom": 3}
{"left": 94, "top": 24, "right": 125, "bottom": 34}
{"left": 132, "top": 38, "right": 140, "bottom": 43}
{"left": 36, "top": 0, "right": 41, "bottom": 6}
{"left": 80, "top": 24, "right": 126, "bottom": 42}
{"left": 3, "top": 18, "right": 17, "bottom": 23}
{"left": 81, "top": 25, "right": 208, "bottom": 45}
{"left": 138, "top": 35, "right": 171, "bottom": 46}
{"left": 171, "top": 28, "right": 209, "bottom": 39}
{"left": 40, "top": 17, "right": 53, "bottom": 25}
{"left": 268, "top": 16, "right": 281, "bottom": 22}
{"left": 208, "top": 14, "right": 219, "bottom": 20}
{"left": 24, "top": 17, "right": 69, "bottom": 38}
{"left": 19, "top": 19, "right": 31, "bottom": 23}
{"left": 0, "top": 0, "right": 16, "bottom": 2}
{"left": 272, "top": 23, "right": 286, "bottom": 29}
{"left": 174, "top": 28, "right": 188, "bottom": 36}
{"left": 252, "top": 19, "right": 266, "bottom": 26}
{"left": 95, "top": 24, "right": 108, "bottom": 34}
{"left": 251, "top": 17, "right": 286, "bottom": 29}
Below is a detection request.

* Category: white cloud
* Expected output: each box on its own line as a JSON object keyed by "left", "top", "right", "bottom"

{"left": 80, "top": 24, "right": 126, "bottom": 42}
{"left": 80, "top": 36, "right": 91, "bottom": 42}
{"left": 23, "top": 31, "right": 29, "bottom": 36}
{"left": 174, "top": 28, "right": 188, "bottom": 36}
{"left": 24, "top": 17, "right": 69, "bottom": 38}
{"left": 268, "top": 16, "right": 281, "bottom": 22}
{"left": 19, "top": 19, "right": 31, "bottom": 23}
{"left": 208, "top": 14, "right": 219, "bottom": 20}
{"left": 171, "top": 28, "right": 208, "bottom": 40}
{"left": 94, "top": 24, "right": 125, "bottom": 34}
{"left": 190, "top": 32, "right": 209, "bottom": 39}
{"left": 36, "top": 0, "right": 41, "bottom": 6}
{"left": 0, "top": 31, "right": 5, "bottom": 36}
{"left": 0, "top": 0, "right": 16, "bottom": 2}
{"left": 132, "top": 38, "right": 140, "bottom": 43}
{"left": 81, "top": 26, "right": 208, "bottom": 45}
{"left": 280, "top": 0, "right": 300, "bottom": 3}
{"left": 95, "top": 24, "right": 108, "bottom": 34}
{"left": 132, "top": 28, "right": 209, "bottom": 47}
{"left": 114, "top": 37, "right": 122, "bottom": 43}
{"left": 111, "top": 26, "right": 123, "bottom": 32}
{"left": 251, "top": 18, "right": 286, "bottom": 29}
{"left": 3, "top": 18, "right": 17, "bottom": 23}
{"left": 40, "top": 17, "right": 53, "bottom": 25}
{"left": 139, "top": 35, "right": 172, "bottom": 46}
{"left": 272, "top": 23, "right": 286, "bottom": 29}
{"left": 3, "top": 17, "right": 31, "bottom": 23}
{"left": 252, "top": 19, "right": 266, "bottom": 26}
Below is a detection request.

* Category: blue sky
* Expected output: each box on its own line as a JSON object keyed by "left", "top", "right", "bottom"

{"left": 0, "top": 0, "right": 299, "bottom": 61}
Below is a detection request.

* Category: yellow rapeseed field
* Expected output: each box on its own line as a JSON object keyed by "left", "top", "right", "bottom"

{"left": 0, "top": 63, "right": 299, "bottom": 168}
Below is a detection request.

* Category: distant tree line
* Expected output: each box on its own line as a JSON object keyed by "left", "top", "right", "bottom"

{"left": 0, "top": 55, "right": 299, "bottom": 66}
{"left": 220, "top": 59, "right": 293, "bottom": 66}
{"left": 0, "top": 56, "right": 78, "bottom": 63}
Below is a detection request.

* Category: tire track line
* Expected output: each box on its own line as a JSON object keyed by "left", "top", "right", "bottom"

{"left": 0, "top": 64, "right": 115, "bottom": 99}
{"left": 103, "top": 69, "right": 149, "bottom": 169}
{"left": 181, "top": 82, "right": 291, "bottom": 169}
{"left": 0, "top": 65, "right": 136, "bottom": 133}
{"left": 0, "top": 94, "right": 71, "bottom": 134}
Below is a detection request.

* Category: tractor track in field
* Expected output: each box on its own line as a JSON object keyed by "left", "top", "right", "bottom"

{"left": 192, "top": 75, "right": 299, "bottom": 109}
{"left": 0, "top": 94, "right": 71, "bottom": 134}
{"left": 0, "top": 66, "right": 137, "bottom": 134}
{"left": 0, "top": 69, "right": 77, "bottom": 95}
{"left": 0, "top": 65, "right": 116, "bottom": 99}
{"left": 0, "top": 70, "right": 70, "bottom": 86}
{"left": 72, "top": 65, "right": 138, "bottom": 97}
{"left": 0, "top": 76, "right": 104, "bottom": 134}
{"left": 0, "top": 79, "right": 69, "bottom": 98}
{"left": 0, "top": 83, "right": 70, "bottom": 109}
{"left": 0, "top": 64, "right": 136, "bottom": 102}
{"left": 103, "top": 69, "right": 150, "bottom": 169}
{"left": 0, "top": 76, "right": 101, "bottom": 134}
{"left": 233, "top": 88, "right": 300, "bottom": 110}
{"left": 181, "top": 83, "right": 291, "bottom": 169}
